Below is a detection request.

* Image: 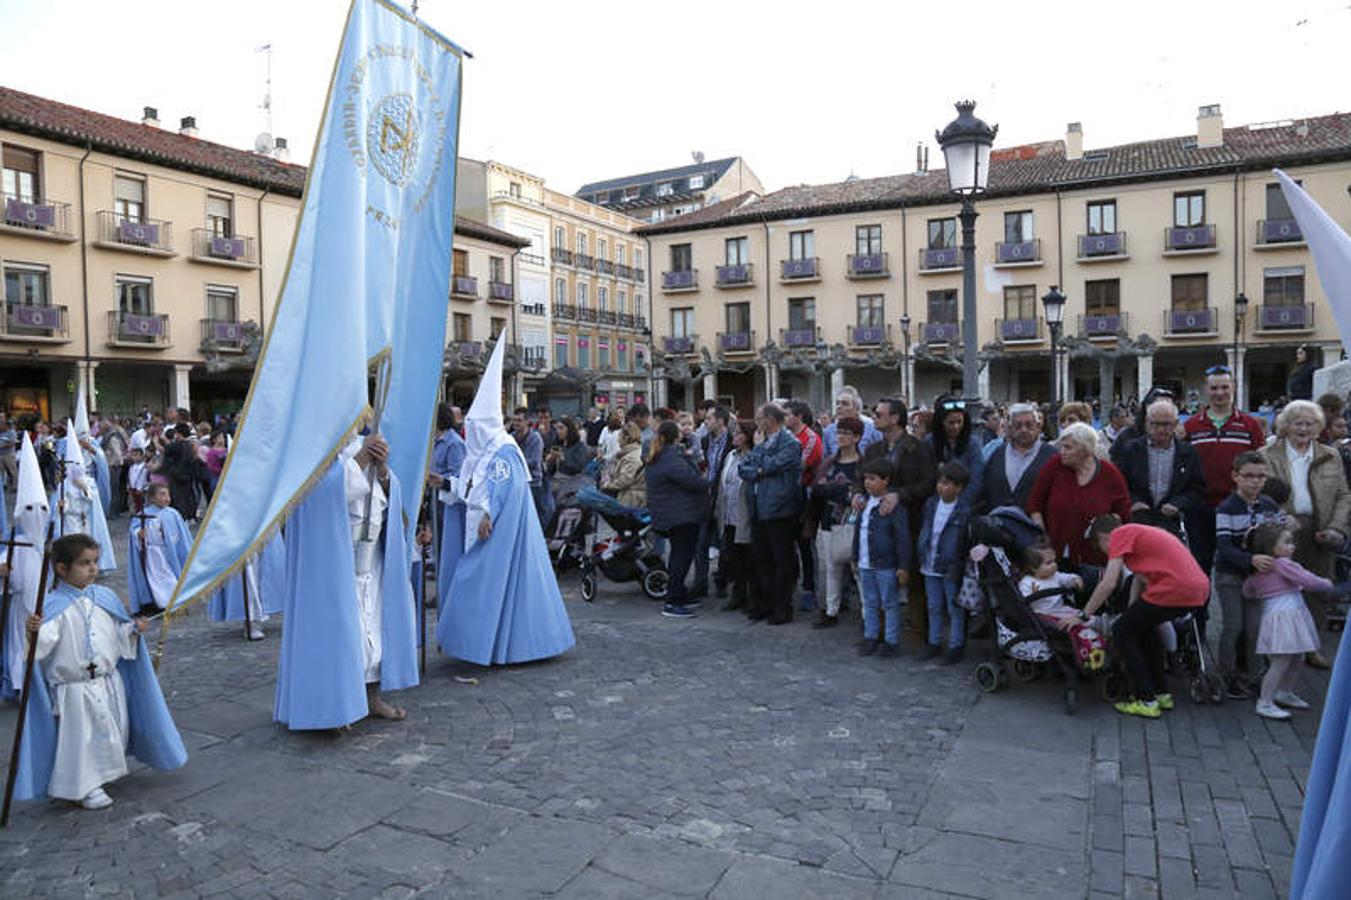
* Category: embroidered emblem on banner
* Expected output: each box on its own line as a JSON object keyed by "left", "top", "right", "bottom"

{"left": 489, "top": 459, "right": 510, "bottom": 484}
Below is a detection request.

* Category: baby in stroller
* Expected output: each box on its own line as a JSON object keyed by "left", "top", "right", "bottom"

{"left": 1017, "top": 546, "right": 1108, "bottom": 672}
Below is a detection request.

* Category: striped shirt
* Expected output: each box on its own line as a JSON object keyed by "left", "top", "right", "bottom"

{"left": 1183, "top": 408, "right": 1264, "bottom": 506}
{"left": 1213, "top": 492, "right": 1285, "bottom": 575}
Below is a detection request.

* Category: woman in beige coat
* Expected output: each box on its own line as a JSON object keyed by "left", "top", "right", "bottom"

{"left": 605, "top": 423, "right": 646, "bottom": 509}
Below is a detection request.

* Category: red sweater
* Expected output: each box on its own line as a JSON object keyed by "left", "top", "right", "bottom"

{"left": 1183, "top": 407, "right": 1264, "bottom": 506}
{"left": 1026, "top": 456, "right": 1133, "bottom": 567}
{"left": 793, "top": 426, "right": 824, "bottom": 486}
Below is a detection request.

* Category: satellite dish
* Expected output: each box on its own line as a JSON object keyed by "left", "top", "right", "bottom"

{"left": 254, "top": 132, "right": 274, "bottom": 154}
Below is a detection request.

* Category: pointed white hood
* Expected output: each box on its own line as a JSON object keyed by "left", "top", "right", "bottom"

{"left": 62, "top": 419, "right": 86, "bottom": 483}
{"left": 74, "top": 380, "right": 91, "bottom": 438}
{"left": 458, "top": 339, "right": 527, "bottom": 550}
{"left": 14, "top": 431, "right": 48, "bottom": 522}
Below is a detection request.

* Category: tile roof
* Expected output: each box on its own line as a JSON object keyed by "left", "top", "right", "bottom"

{"left": 639, "top": 112, "right": 1351, "bottom": 236}
{"left": 575, "top": 157, "right": 739, "bottom": 210}
{"left": 0, "top": 85, "right": 306, "bottom": 196}
{"left": 453, "top": 215, "right": 531, "bottom": 248}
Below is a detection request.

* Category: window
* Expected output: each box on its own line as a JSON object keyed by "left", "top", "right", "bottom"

{"left": 1174, "top": 191, "right": 1205, "bottom": 227}
{"left": 1002, "top": 285, "right": 1037, "bottom": 320}
{"left": 508, "top": 182, "right": 521, "bottom": 199}
{"left": 856, "top": 294, "right": 885, "bottom": 327}
{"left": 489, "top": 256, "right": 505, "bottom": 283}
{"left": 622, "top": 186, "right": 639, "bottom": 202}
{"left": 1171, "top": 273, "right": 1208, "bottom": 311}
{"left": 856, "top": 225, "right": 882, "bottom": 256}
{"left": 726, "top": 302, "right": 751, "bottom": 333}
{"left": 452, "top": 249, "right": 468, "bottom": 277}
{"left": 635, "top": 248, "right": 644, "bottom": 269}
{"left": 1264, "top": 266, "right": 1305, "bottom": 307}
{"left": 1087, "top": 200, "right": 1116, "bottom": 235}
{"left": 554, "top": 337, "right": 569, "bottom": 368}
{"left": 1084, "top": 279, "right": 1120, "bottom": 314}
{"left": 1003, "top": 211, "right": 1033, "bottom": 243}
{"left": 670, "top": 243, "right": 692, "bottom": 271}
{"left": 656, "top": 182, "right": 675, "bottom": 197}
{"left": 116, "top": 276, "right": 153, "bottom": 315}
{"left": 490, "top": 317, "right": 506, "bottom": 339}
{"left": 688, "top": 174, "right": 706, "bottom": 190}
{"left": 598, "top": 286, "right": 608, "bottom": 312}
{"left": 616, "top": 244, "right": 625, "bottom": 265}
{"left": 599, "top": 341, "right": 610, "bottom": 369}
{"left": 789, "top": 230, "right": 815, "bottom": 261}
{"left": 927, "top": 289, "right": 958, "bottom": 322}
{"left": 787, "top": 297, "right": 816, "bottom": 330}
{"left": 1265, "top": 182, "right": 1296, "bottom": 221}
{"left": 616, "top": 289, "right": 627, "bottom": 314}
{"left": 206, "top": 284, "right": 237, "bottom": 322}
{"left": 725, "top": 236, "right": 749, "bottom": 265}
{"left": 553, "top": 277, "right": 566, "bottom": 303}
{"left": 927, "top": 218, "right": 956, "bottom": 250}
{"left": 616, "top": 343, "right": 628, "bottom": 371}
{"left": 576, "top": 232, "right": 588, "bottom": 255}
{"left": 2, "top": 145, "right": 40, "bottom": 202}
{"left": 553, "top": 225, "right": 565, "bottom": 248}
{"left": 577, "top": 282, "right": 589, "bottom": 309}
{"left": 578, "top": 338, "right": 591, "bottom": 369}
{"left": 206, "top": 194, "right": 233, "bottom": 237}
{"left": 114, "top": 174, "right": 146, "bottom": 223}
{"left": 3, "top": 263, "right": 50, "bottom": 306}
{"left": 598, "top": 238, "right": 607, "bottom": 261}
{"left": 670, "top": 308, "right": 694, "bottom": 338}
{"left": 650, "top": 209, "right": 666, "bottom": 223}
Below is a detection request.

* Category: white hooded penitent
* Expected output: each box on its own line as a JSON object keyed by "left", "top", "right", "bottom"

{"left": 457, "top": 338, "right": 526, "bottom": 551}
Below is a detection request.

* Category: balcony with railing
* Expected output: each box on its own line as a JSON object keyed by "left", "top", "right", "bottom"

{"left": 617, "top": 313, "right": 647, "bottom": 330}
{"left": 596, "top": 259, "right": 615, "bottom": 276}
{"left": 1255, "top": 219, "right": 1305, "bottom": 248}
{"left": 1162, "top": 307, "right": 1218, "bottom": 337}
{"left": 996, "top": 317, "right": 1043, "bottom": 343}
{"left": 2, "top": 194, "right": 77, "bottom": 242}
{"left": 1163, "top": 224, "right": 1217, "bottom": 254}
{"left": 918, "top": 246, "right": 961, "bottom": 272}
{"left": 718, "top": 330, "right": 756, "bottom": 353}
{"left": 920, "top": 321, "right": 959, "bottom": 344}
{"left": 598, "top": 310, "right": 618, "bottom": 325}
{"left": 661, "top": 269, "right": 698, "bottom": 292}
{"left": 848, "top": 323, "right": 890, "bottom": 346}
{"left": 451, "top": 274, "right": 479, "bottom": 298}
{"left": 1076, "top": 232, "right": 1128, "bottom": 261}
{"left": 715, "top": 263, "right": 754, "bottom": 287}
{"left": 780, "top": 257, "right": 820, "bottom": 281}
{"left": 994, "top": 239, "right": 1041, "bottom": 267}
{"left": 616, "top": 263, "right": 636, "bottom": 280}
{"left": 551, "top": 247, "right": 574, "bottom": 266}
{"left": 519, "top": 251, "right": 546, "bottom": 267}
{"left": 94, "top": 211, "right": 175, "bottom": 256}
{"left": 847, "top": 253, "right": 890, "bottom": 279}
{"left": 552, "top": 302, "right": 577, "bottom": 321}
{"left": 487, "top": 281, "right": 514, "bottom": 303}
{"left": 0, "top": 303, "right": 70, "bottom": 342}
{"left": 1079, "top": 311, "right": 1129, "bottom": 338}
{"left": 577, "top": 306, "right": 598, "bottom": 323}
{"left": 199, "top": 318, "right": 247, "bottom": 352}
{"left": 521, "top": 301, "right": 547, "bottom": 316}
{"left": 189, "top": 229, "right": 258, "bottom": 268}
{"left": 780, "top": 326, "right": 821, "bottom": 348}
{"left": 575, "top": 253, "right": 596, "bottom": 271}
{"left": 663, "top": 334, "right": 698, "bottom": 355}
{"left": 1255, "top": 304, "right": 1315, "bottom": 332}
{"left": 107, "top": 310, "right": 171, "bottom": 348}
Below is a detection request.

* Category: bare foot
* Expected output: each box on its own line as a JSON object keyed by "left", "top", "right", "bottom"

{"left": 367, "top": 695, "right": 406, "bottom": 720}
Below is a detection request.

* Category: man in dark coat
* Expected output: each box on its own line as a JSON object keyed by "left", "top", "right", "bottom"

{"left": 1116, "top": 398, "right": 1206, "bottom": 537}
{"left": 980, "top": 402, "right": 1055, "bottom": 512}
{"left": 159, "top": 423, "right": 200, "bottom": 522}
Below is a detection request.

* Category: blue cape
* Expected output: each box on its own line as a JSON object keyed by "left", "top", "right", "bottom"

{"left": 274, "top": 459, "right": 418, "bottom": 730}
{"left": 88, "top": 443, "right": 111, "bottom": 516}
{"left": 127, "top": 505, "right": 191, "bottom": 613}
{"left": 1292, "top": 626, "right": 1351, "bottom": 898}
{"left": 207, "top": 532, "right": 287, "bottom": 622}
{"left": 437, "top": 444, "right": 575, "bottom": 665}
{"left": 12, "top": 582, "right": 187, "bottom": 802}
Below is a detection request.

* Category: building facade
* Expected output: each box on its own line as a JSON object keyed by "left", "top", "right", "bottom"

{"left": 641, "top": 106, "right": 1351, "bottom": 415}
{"left": 575, "top": 156, "right": 764, "bottom": 225}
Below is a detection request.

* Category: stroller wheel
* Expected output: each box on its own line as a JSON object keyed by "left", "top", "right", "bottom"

{"left": 641, "top": 568, "right": 670, "bottom": 600}
{"left": 1098, "top": 672, "right": 1128, "bottom": 704}
{"left": 1013, "top": 659, "right": 1043, "bottom": 682}
{"left": 1205, "top": 672, "right": 1226, "bottom": 705}
{"left": 1064, "top": 687, "right": 1079, "bottom": 715}
{"left": 975, "top": 662, "right": 1002, "bottom": 693}
{"left": 1188, "top": 675, "right": 1207, "bottom": 705}
{"left": 580, "top": 570, "right": 596, "bottom": 603}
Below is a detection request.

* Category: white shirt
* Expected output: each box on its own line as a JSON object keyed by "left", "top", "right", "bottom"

{"left": 922, "top": 498, "right": 958, "bottom": 576}
{"left": 1285, "top": 441, "right": 1315, "bottom": 516}
{"left": 129, "top": 428, "right": 149, "bottom": 452}
{"left": 858, "top": 496, "right": 881, "bottom": 569}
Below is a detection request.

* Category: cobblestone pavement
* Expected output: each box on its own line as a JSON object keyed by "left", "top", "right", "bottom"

{"left": 0, "top": 515, "right": 1330, "bottom": 897}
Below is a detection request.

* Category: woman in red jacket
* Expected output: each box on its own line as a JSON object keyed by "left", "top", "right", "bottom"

{"left": 1027, "top": 422, "right": 1132, "bottom": 567}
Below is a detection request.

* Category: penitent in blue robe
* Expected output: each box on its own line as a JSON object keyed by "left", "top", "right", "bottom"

{"left": 1291, "top": 626, "right": 1351, "bottom": 898}
{"left": 127, "top": 504, "right": 192, "bottom": 613}
{"left": 208, "top": 533, "right": 287, "bottom": 622}
{"left": 274, "top": 459, "right": 418, "bottom": 730}
{"left": 88, "top": 443, "right": 111, "bottom": 516}
{"left": 437, "top": 443, "right": 575, "bottom": 666}
{"left": 12, "top": 582, "right": 187, "bottom": 802}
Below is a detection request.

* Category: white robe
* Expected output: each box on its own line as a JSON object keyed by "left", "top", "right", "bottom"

{"left": 3, "top": 510, "right": 45, "bottom": 695}
{"left": 32, "top": 598, "right": 138, "bottom": 801}
{"left": 141, "top": 517, "right": 179, "bottom": 609}
{"left": 344, "top": 452, "right": 387, "bottom": 684}
{"left": 57, "top": 477, "right": 98, "bottom": 538}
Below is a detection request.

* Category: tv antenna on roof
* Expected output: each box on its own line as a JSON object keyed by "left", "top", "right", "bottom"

{"left": 691, "top": 151, "right": 705, "bottom": 164}
{"left": 255, "top": 43, "right": 273, "bottom": 154}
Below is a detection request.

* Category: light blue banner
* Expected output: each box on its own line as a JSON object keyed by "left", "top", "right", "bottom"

{"left": 170, "top": 0, "right": 463, "bottom": 608}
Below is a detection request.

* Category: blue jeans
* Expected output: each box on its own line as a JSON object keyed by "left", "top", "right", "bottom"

{"left": 924, "top": 574, "right": 965, "bottom": 649}
{"left": 858, "top": 567, "right": 901, "bottom": 645}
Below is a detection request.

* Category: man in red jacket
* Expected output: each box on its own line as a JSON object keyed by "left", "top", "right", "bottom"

{"left": 1183, "top": 365, "right": 1265, "bottom": 573}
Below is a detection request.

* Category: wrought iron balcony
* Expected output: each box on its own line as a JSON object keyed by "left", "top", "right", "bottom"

{"left": 995, "top": 239, "right": 1041, "bottom": 265}
{"left": 1163, "top": 224, "right": 1216, "bottom": 252}
{"left": 0, "top": 302, "right": 69, "bottom": 342}
{"left": 487, "top": 281, "right": 513, "bottom": 303}
{"left": 1163, "top": 307, "right": 1217, "bottom": 337}
{"left": 921, "top": 321, "right": 959, "bottom": 344}
{"left": 2, "top": 194, "right": 76, "bottom": 241}
{"left": 662, "top": 269, "right": 698, "bottom": 292}
{"left": 521, "top": 301, "right": 547, "bottom": 316}
{"left": 552, "top": 302, "right": 577, "bottom": 321}
{"left": 95, "top": 211, "right": 174, "bottom": 255}
{"left": 451, "top": 275, "right": 478, "bottom": 298}
{"left": 780, "top": 326, "right": 821, "bottom": 347}
{"left": 577, "top": 306, "right": 598, "bottom": 323}
{"left": 780, "top": 257, "right": 820, "bottom": 281}
{"left": 107, "top": 310, "right": 171, "bottom": 348}
{"left": 1079, "top": 312, "right": 1129, "bottom": 337}
{"left": 200, "top": 318, "right": 247, "bottom": 352}
{"left": 519, "top": 251, "right": 545, "bottom": 266}
{"left": 848, "top": 324, "right": 890, "bottom": 346}
{"left": 919, "top": 246, "right": 960, "bottom": 271}
{"left": 448, "top": 340, "right": 483, "bottom": 363}
{"left": 551, "top": 247, "right": 574, "bottom": 265}
{"left": 717, "top": 330, "right": 756, "bottom": 353}
{"left": 847, "top": 253, "right": 889, "bottom": 278}
{"left": 996, "top": 317, "right": 1043, "bottom": 342}
{"left": 1077, "top": 232, "right": 1128, "bottom": 259}
{"left": 596, "top": 259, "right": 615, "bottom": 276}
{"left": 598, "top": 310, "right": 618, "bottom": 325}
{"left": 190, "top": 228, "right": 257, "bottom": 266}
{"left": 1256, "top": 219, "right": 1304, "bottom": 246}
{"left": 663, "top": 335, "right": 698, "bottom": 355}
{"left": 715, "top": 263, "right": 753, "bottom": 287}
{"left": 1255, "top": 304, "right": 1315, "bottom": 332}
{"left": 575, "top": 253, "right": 595, "bottom": 271}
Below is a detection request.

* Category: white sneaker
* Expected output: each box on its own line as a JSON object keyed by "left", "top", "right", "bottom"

{"left": 80, "top": 788, "right": 113, "bottom": 810}
{"left": 1274, "top": 690, "right": 1310, "bottom": 710}
{"left": 247, "top": 626, "right": 265, "bottom": 641}
{"left": 1255, "top": 700, "right": 1292, "bottom": 720}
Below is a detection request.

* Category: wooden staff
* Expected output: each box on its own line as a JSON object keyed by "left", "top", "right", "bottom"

{"left": 241, "top": 566, "right": 252, "bottom": 640}
{"left": 0, "top": 531, "right": 33, "bottom": 689}
{"left": 1, "top": 515, "right": 56, "bottom": 826}
{"left": 360, "top": 357, "right": 393, "bottom": 542}
{"left": 418, "top": 539, "right": 428, "bottom": 677}
{"left": 130, "top": 510, "right": 155, "bottom": 612}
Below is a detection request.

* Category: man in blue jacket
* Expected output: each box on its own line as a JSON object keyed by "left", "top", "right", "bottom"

{"left": 740, "top": 404, "right": 802, "bottom": 625}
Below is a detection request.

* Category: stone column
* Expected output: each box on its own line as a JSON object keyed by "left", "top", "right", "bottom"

{"left": 172, "top": 364, "right": 193, "bottom": 413}
{"left": 1136, "top": 354, "right": 1154, "bottom": 400}
{"left": 703, "top": 371, "right": 718, "bottom": 404}
{"left": 977, "top": 363, "right": 991, "bottom": 402}
{"left": 74, "top": 360, "right": 99, "bottom": 414}
{"left": 1225, "top": 346, "right": 1248, "bottom": 410}
{"left": 904, "top": 357, "right": 916, "bottom": 407}
{"left": 764, "top": 364, "right": 779, "bottom": 403}
{"left": 653, "top": 377, "right": 668, "bottom": 410}
{"left": 830, "top": 368, "right": 845, "bottom": 403}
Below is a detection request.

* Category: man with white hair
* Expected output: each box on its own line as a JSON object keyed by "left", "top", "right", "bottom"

{"left": 822, "top": 387, "right": 882, "bottom": 457}
{"left": 979, "top": 402, "right": 1055, "bottom": 511}
{"left": 1115, "top": 398, "right": 1206, "bottom": 535}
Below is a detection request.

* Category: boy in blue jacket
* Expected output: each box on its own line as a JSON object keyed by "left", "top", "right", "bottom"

{"left": 918, "top": 462, "right": 972, "bottom": 664}
{"left": 854, "top": 457, "right": 913, "bottom": 657}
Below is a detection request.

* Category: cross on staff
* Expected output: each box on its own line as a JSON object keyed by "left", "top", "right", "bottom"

{"left": 130, "top": 510, "right": 156, "bottom": 612}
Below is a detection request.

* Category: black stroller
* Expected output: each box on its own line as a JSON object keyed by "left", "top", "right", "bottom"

{"left": 572, "top": 487, "right": 670, "bottom": 602}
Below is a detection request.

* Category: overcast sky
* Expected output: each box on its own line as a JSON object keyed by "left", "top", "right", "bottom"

{"left": 4, "top": 0, "right": 1349, "bottom": 195}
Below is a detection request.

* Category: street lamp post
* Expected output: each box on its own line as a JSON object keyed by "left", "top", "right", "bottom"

{"left": 936, "top": 101, "right": 998, "bottom": 399}
{"left": 1041, "top": 286, "right": 1067, "bottom": 413}
{"left": 899, "top": 313, "right": 912, "bottom": 403}
{"left": 1233, "top": 291, "right": 1249, "bottom": 405}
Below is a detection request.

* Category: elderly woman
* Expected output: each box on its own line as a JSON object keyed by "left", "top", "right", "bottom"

{"left": 1261, "top": 399, "right": 1351, "bottom": 668}
{"left": 1027, "top": 422, "right": 1133, "bottom": 568}
{"left": 714, "top": 421, "right": 757, "bottom": 613}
